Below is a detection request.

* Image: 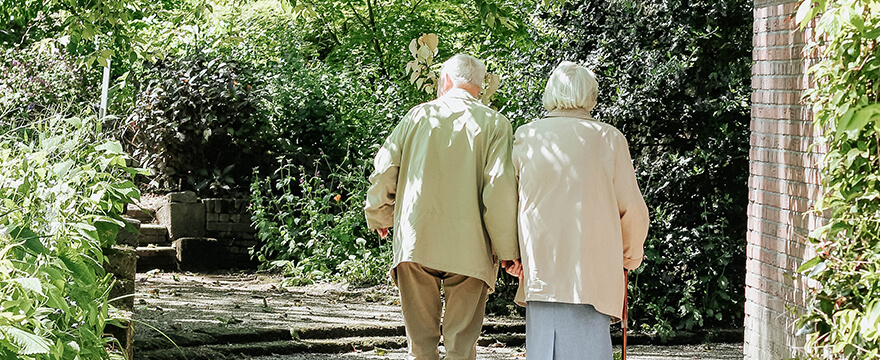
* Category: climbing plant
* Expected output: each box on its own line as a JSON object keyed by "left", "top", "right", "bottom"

{"left": 796, "top": 0, "right": 880, "bottom": 358}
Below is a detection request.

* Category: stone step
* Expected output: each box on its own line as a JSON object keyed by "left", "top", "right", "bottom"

{"left": 125, "top": 204, "right": 155, "bottom": 224}
{"left": 136, "top": 246, "right": 178, "bottom": 272}
{"left": 139, "top": 224, "right": 169, "bottom": 246}
{"left": 134, "top": 336, "right": 408, "bottom": 360}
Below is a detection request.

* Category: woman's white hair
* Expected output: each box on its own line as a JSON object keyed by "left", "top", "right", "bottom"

{"left": 439, "top": 54, "right": 487, "bottom": 87}
{"left": 542, "top": 61, "right": 599, "bottom": 112}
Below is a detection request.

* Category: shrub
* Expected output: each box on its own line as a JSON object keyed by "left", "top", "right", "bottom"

{"left": 551, "top": 0, "right": 752, "bottom": 336}
{"left": 796, "top": 0, "right": 880, "bottom": 358}
{"left": 124, "top": 52, "right": 261, "bottom": 195}
{"left": 0, "top": 115, "right": 143, "bottom": 359}
{"left": 0, "top": 42, "right": 98, "bottom": 127}
{"left": 250, "top": 157, "right": 391, "bottom": 287}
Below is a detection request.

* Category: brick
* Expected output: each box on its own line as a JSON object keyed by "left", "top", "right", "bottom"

{"left": 751, "top": 89, "right": 803, "bottom": 105}
{"left": 753, "top": 17, "right": 798, "bottom": 33}
{"left": 219, "top": 213, "right": 230, "bottom": 222}
{"left": 748, "top": 190, "right": 813, "bottom": 213}
{"left": 748, "top": 160, "right": 822, "bottom": 184}
{"left": 751, "top": 103, "right": 813, "bottom": 120}
{"left": 746, "top": 223, "right": 811, "bottom": 255}
{"left": 749, "top": 119, "right": 817, "bottom": 138}
{"left": 751, "top": 75, "right": 812, "bottom": 91}
{"left": 753, "top": 31, "right": 807, "bottom": 47}
{"left": 749, "top": 132, "right": 825, "bottom": 156}
{"left": 750, "top": 148, "right": 822, "bottom": 169}
{"left": 754, "top": 2, "right": 798, "bottom": 19}
{"left": 206, "top": 223, "right": 235, "bottom": 233}
{"left": 748, "top": 175, "right": 822, "bottom": 199}
{"left": 752, "top": 61, "right": 812, "bottom": 77}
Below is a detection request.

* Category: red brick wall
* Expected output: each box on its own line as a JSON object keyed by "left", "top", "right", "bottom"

{"left": 746, "top": 0, "right": 821, "bottom": 358}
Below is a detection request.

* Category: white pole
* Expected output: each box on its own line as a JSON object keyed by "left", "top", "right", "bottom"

{"left": 100, "top": 59, "right": 111, "bottom": 119}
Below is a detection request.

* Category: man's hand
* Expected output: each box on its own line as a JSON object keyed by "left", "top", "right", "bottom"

{"left": 377, "top": 228, "right": 389, "bottom": 239}
{"left": 501, "top": 259, "right": 524, "bottom": 280}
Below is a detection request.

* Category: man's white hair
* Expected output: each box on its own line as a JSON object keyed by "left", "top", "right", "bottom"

{"left": 439, "top": 54, "right": 487, "bottom": 87}
{"left": 542, "top": 61, "right": 599, "bottom": 112}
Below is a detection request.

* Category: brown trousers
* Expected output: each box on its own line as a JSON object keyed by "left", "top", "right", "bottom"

{"left": 394, "top": 262, "right": 489, "bottom": 360}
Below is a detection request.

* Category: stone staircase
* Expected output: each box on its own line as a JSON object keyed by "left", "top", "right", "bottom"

{"left": 125, "top": 204, "right": 178, "bottom": 272}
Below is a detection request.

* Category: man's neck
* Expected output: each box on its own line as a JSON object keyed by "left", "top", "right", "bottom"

{"left": 442, "top": 84, "right": 481, "bottom": 98}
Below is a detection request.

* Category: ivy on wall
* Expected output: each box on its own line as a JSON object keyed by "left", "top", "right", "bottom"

{"left": 796, "top": 0, "right": 880, "bottom": 358}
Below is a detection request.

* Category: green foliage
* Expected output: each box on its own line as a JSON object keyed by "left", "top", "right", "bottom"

{"left": 250, "top": 158, "right": 391, "bottom": 287}
{"left": 796, "top": 1, "right": 880, "bottom": 358}
{"left": 0, "top": 115, "right": 144, "bottom": 359}
{"left": 0, "top": 41, "right": 99, "bottom": 126}
{"left": 124, "top": 52, "right": 260, "bottom": 194}
{"left": 0, "top": 0, "right": 209, "bottom": 68}
{"left": 550, "top": 0, "right": 752, "bottom": 336}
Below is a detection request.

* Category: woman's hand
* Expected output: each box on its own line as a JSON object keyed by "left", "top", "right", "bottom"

{"left": 377, "top": 228, "right": 389, "bottom": 239}
{"left": 501, "top": 259, "right": 524, "bottom": 280}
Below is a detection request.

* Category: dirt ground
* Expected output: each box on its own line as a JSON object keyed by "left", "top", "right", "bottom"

{"left": 132, "top": 271, "right": 743, "bottom": 360}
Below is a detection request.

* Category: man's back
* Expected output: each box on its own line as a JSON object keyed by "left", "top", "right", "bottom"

{"left": 365, "top": 87, "right": 518, "bottom": 290}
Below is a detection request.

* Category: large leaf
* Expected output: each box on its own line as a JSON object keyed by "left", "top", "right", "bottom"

{"left": 0, "top": 326, "right": 51, "bottom": 355}
{"left": 10, "top": 278, "right": 43, "bottom": 296}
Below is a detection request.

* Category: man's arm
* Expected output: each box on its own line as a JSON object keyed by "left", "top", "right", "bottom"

{"left": 364, "top": 111, "right": 412, "bottom": 232}
{"left": 481, "top": 117, "right": 520, "bottom": 261}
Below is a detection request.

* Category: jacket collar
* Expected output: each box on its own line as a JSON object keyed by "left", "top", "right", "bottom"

{"left": 442, "top": 87, "right": 478, "bottom": 101}
{"left": 546, "top": 108, "right": 594, "bottom": 121}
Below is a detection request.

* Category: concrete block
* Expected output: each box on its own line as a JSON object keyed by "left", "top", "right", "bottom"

{"left": 219, "top": 213, "right": 230, "bottom": 222}
{"left": 175, "top": 237, "right": 227, "bottom": 270}
{"left": 136, "top": 246, "right": 178, "bottom": 272}
{"left": 116, "top": 217, "right": 141, "bottom": 247}
{"left": 203, "top": 199, "right": 215, "bottom": 213}
{"left": 166, "top": 191, "right": 198, "bottom": 203}
{"left": 232, "top": 223, "right": 256, "bottom": 233}
{"left": 104, "top": 246, "right": 137, "bottom": 310}
{"left": 157, "top": 202, "right": 205, "bottom": 240}
{"left": 206, "top": 213, "right": 220, "bottom": 222}
{"left": 206, "top": 222, "right": 236, "bottom": 233}
{"left": 105, "top": 311, "right": 134, "bottom": 360}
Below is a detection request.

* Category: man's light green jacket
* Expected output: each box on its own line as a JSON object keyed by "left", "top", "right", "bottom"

{"left": 364, "top": 88, "right": 520, "bottom": 291}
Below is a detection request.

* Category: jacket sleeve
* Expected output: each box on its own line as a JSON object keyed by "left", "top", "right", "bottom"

{"left": 481, "top": 116, "right": 520, "bottom": 261}
{"left": 614, "top": 133, "right": 650, "bottom": 270}
{"left": 364, "top": 113, "right": 410, "bottom": 230}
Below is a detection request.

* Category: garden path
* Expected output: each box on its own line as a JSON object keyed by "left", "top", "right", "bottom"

{"left": 132, "top": 271, "right": 742, "bottom": 360}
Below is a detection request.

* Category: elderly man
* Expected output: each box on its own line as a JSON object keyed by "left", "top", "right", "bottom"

{"left": 364, "top": 54, "right": 519, "bottom": 360}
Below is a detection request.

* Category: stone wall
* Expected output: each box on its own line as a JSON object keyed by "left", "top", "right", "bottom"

{"left": 203, "top": 198, "right": 260, "bottom": 259}
{"left": 745, "top": 0, "right": 821, "bottom": 358}
{"left": 156, "top": 192, "right": 259, "bottom": 270}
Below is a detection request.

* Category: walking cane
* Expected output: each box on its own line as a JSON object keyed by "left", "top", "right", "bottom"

{"left": 622, "top": 269, "right": 629, "bottom": 360}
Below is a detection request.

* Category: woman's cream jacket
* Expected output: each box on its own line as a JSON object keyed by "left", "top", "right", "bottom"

{"left": 512, "top": 108, "right": 650, "bottom": 318}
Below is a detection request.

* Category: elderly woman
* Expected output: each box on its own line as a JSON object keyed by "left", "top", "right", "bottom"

{"left": 507, "top": 61, "right": 650, "bottom": 359}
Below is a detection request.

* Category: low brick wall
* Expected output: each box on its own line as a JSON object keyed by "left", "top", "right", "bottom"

{"left": 158, "top": 192, "right": 259, "bottom": 269}
{"left": 203, "top": 198, "right": 260, "bottom": 259}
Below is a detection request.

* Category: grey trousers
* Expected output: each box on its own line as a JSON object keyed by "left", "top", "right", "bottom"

{"left": 525, "top": 301, "right": 613, "bottom": 360}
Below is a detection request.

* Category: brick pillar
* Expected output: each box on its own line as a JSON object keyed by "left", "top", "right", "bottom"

{"left": 746, "top": 1, "right": 821, "bottom": 358}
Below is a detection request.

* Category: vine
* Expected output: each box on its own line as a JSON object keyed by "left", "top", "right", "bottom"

{"left": 796, "top": 0, "right": 880, "bottom": 358}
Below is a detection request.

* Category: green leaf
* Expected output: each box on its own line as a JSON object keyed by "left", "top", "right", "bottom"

{"left": 95, "top": 141, "right": 124, "bottom": 155}
{"left": 11, "top": 278, "right": 43, "bottom": 296}
{"left": 53, "top": 159, "right": 75, "bottom": 178}
{"left": 842, "top": 104, "right": 880, "bottom": 139}
{"left": 0, "top": 326, "right": 52, "bottom": 355}
{"left": 798, "top": 255, "right": 823, "bottom": 273}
